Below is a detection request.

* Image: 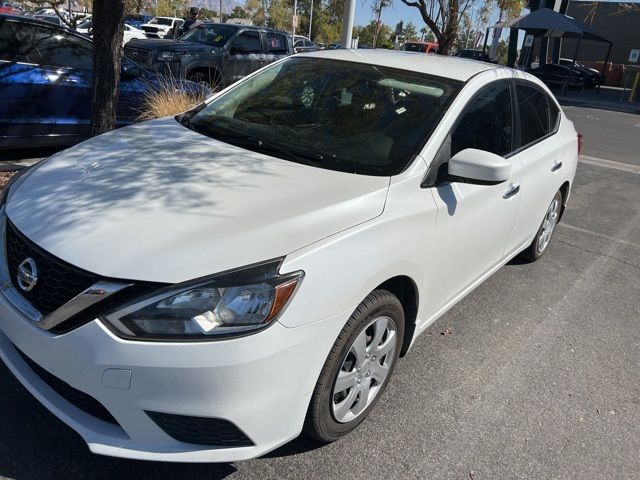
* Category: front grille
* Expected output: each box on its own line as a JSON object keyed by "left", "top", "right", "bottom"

{"left": 146, "top": 411, "right": 255, "bottom": 447}
{"left": 124, "top": 46, "right": 151, "bottom": 65}
{"left": 5, "top": 221, "right": 100, "bottom": 316}
{"left": 15, "top": 345, "right": 119, "bottom": 426}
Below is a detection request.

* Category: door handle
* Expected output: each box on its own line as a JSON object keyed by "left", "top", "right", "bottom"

{"left": 503, "top": 184, "right": 520, "bottom": 199}
{"left": 551, "top": 161, "right": 563, "bottom": 172}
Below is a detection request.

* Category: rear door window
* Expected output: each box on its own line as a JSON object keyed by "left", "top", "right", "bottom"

{"left": 516, "top": 83, "right": 552, "bottom": 147}
{"left": 267, "top": 33, "right": 287, "bottom": 54}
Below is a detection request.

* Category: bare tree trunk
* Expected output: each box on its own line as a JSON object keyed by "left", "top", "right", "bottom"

{"left": 91, "top": 0, "right": 125, "bottom": 136}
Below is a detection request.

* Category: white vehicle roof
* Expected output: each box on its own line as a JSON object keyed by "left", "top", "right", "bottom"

{"left": 303, "top": 49, "right": 502, "bottom": 82}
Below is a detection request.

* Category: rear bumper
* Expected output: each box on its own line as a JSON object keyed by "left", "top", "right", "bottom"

{"left": 0, "top": 288, "right": 347, "bottom": 462}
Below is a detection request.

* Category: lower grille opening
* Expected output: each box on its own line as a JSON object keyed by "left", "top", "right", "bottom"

{"left": 146, "top": 411, "right": 255, "bottom": 447}
{"left": 14, "top": 345, "right": 120, "bottom": 426}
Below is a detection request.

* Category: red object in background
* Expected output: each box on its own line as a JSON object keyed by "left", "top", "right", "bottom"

{"left": 404, "top": 42, "right": 439, "bottom": 54}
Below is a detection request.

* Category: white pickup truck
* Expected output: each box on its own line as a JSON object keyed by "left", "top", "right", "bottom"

{"left": 140, "top": 16, "right": 184, "bottom": 38}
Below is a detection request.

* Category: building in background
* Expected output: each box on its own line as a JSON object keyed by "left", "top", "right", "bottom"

{"left": 561, "top": 0, "right": 640, "bottom": 65}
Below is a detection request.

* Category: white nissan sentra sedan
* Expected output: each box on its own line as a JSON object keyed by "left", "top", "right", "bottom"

{"left": 0, "top": 50, "right": 578, "bottom": 462}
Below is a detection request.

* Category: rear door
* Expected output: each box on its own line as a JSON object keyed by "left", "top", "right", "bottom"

{"left": 224, "top": 30, "right": 265, "bottom": 85}
{"left": 507, "top": 81, "right": 565, "bottom": 252}
{"left": 0, "top": 20, "right": 55, "bottom": 146}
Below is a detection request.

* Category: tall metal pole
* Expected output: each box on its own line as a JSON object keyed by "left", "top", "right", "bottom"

{"left": 341, "top": 0, "right": 356, "bottom": 48}
{"left": 293, "top": 0, "right": 297, "bottom": 37}
{"left": 219, "top": 0, "right": 223, "bottom": 22}
{"left": 308, "top": 0, "right": 314, "bottom": 39}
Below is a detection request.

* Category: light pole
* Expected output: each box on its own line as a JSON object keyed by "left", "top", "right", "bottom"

{"left": 292, "top": 0, "right": 298, "bottom": 38}
{"left": 308, "top": 0, "right": 314, "bottom": 40}
{"left": 341, "top": 0, "right": 356, "bottom": 48}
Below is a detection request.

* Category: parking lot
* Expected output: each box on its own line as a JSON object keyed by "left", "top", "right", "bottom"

{"left": 0, "top": 104, "right": 639, "bottom": 479}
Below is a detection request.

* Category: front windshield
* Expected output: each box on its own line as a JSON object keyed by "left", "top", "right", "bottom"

{"left": 150, "top": 17, "right": 173, "bottom": 26}
{"left": 179, "top": 24, "right": 237, "bottom": 46}
{"left": 181, "top": 57, "right": 461, "bottom": 176}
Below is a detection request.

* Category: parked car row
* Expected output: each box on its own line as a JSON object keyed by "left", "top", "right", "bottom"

{"left": 124, "top": 22, "right": 295, "bottom": 89}
{"left": 75, "top": 16, "right": 148, "bottom": 45}
{"left": 0, "top": 13, "right": 207, "bottom": 150}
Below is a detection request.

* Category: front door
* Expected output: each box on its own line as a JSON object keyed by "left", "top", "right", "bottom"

{"left": 428, "top": 80, "right": 523, "bottom": 314}
{"left": 33, "top": 25, "right": 94, "bottom": 140}
{"left": 224, "top": 30, "right": 265, "bottom": 85}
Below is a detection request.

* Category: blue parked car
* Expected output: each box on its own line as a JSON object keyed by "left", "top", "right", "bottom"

{"left": 0, "top": 13, "right": 206, "bottom": 150}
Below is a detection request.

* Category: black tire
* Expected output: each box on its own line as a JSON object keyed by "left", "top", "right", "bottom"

{"left": 520, "top": 190, "right": 563, "bottom": 262}
{"left": 304, "top": 289, "right": 405, "bottom": 442}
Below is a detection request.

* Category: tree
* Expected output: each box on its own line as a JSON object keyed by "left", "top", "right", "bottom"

{"left": 229, "top": 5, "right": 249, "bottom": 18}
{"left": 91, "top": 0, "right": 126, "bottom": 136}
{"left": 354, "top": 21, "right": 393, "bottom": 48}
{"left": 404, "top": 21, "right": 418, "bottom": 40}
{"left": 124, "top": 0, "right": 144, "bottom": 14}
{"left": 399, "top": 0, "right": 525, "bottom": 55}
{"left": 155, "top": 0, "right": 187, "bottom": 16}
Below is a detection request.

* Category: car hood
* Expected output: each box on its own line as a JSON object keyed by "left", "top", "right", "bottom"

{"left": 127, "top": 38, "right": 216, "bottom": 52}
{"left": 7, "top": 118, "right": 389, "bottom": 284}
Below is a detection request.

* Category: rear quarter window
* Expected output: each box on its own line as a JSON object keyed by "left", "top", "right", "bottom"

{"left": 267, "top": 33, "right": 287, "bottom": 54}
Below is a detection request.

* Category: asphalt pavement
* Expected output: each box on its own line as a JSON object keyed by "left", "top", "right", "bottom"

{"left": 0, "top": 106, "right": 639, "bottom": 479}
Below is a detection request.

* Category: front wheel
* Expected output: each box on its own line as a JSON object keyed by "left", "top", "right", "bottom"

{"left": 521, "top": 190, "right": 563, "bottom": 262}
{"left": 187, "top": 70, "right": 222, "bottom": 91}
{"left": 304, "top": 290, "right": 404, "bottom": 442}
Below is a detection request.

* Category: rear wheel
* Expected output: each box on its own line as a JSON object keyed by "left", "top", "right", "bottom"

{"left": 521, "top": 190, "right": 563, "bottom": 262}
{"left": 304, "top": 290, "right": 404, "bottom": 442}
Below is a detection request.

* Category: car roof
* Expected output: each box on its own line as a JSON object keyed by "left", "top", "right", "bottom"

{"left": 301, "top": 49, "right": 500, "bottom": 82}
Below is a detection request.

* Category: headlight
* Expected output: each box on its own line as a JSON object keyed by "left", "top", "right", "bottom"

{"left": 158, "top": 51, "right": 178, "bottom": 61}
{"left": 101, "top": 259, "right": 303, "bottom": 341}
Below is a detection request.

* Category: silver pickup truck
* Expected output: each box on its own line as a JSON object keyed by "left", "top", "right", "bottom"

{"left": 125, "top": 23, "right": 294, "bottom": 90}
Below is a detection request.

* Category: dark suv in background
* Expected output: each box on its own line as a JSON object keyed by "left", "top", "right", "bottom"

{"left": 125, "top": 23, "right": 294, "bottom": 89}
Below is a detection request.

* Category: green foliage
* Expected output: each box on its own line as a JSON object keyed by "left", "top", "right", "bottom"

{"left": 243, "top": 0, "right": 343, "bottom": 42}
{"left": 354, "top": 21, "right": 393, "bottom": 48}
{"left": 403, "top": 21, "right": 417, "bottom": 41}
{"left": 229, "top": 5, "right": 249, "bottom": 19}
{"left": 155, "top": 0, "right": 187, "bottom": 17}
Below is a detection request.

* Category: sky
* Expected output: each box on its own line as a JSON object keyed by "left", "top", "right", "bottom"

{"left": 353, "top": 0, "right": 502, "bottom": 31}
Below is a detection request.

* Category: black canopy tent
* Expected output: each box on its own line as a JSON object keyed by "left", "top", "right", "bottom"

{"left": 508, "top": 8, "right": 613, "bottom": 94}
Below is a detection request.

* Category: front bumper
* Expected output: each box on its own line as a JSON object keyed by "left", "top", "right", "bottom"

{"left": 0, "top": 289, "right": 347, "bottom": 462}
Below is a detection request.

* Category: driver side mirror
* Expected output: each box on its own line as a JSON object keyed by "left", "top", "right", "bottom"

{"left": 448, "top": 148, "right": 510, "bottom": 185}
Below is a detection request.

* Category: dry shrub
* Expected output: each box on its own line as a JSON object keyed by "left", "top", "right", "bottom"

{"left": 137, "top": 76, "right": 206, "bottom": 121}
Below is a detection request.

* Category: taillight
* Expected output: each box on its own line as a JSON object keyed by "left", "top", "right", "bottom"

{"left": 577, "top": 133, "right": 584, "bottom": 156}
